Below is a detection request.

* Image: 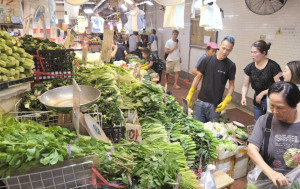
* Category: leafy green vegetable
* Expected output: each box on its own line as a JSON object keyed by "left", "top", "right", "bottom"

{"left": 218, "top": 139, "right": 237, "bottom": 151}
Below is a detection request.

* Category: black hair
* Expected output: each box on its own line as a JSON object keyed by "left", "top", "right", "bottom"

{"left": 206, "top": 46, "right": 212, "bottom": 50}
{"left": 268, "top": 81, "right": 300, "bottom": 108}
{"left": 152, "top": 29, "right": 156, "bottom": 34}
{"left": 286, "top": 61, "right": 300, "bottom": 84}
{"left": 252, "top": 40, "right": 271, "bottom": 55}
{"left": 222, "top": 35, "right": 235, "bottom": 46}
{"left": 172, "top": 30, "right": 179, "bottom": 34}
{"left": 142, "top": 48, "right": 151, "bottom": 55}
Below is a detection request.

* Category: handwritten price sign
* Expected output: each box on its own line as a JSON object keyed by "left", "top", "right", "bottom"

{"left": 0, "top": 0, "right": 21, "bottom": 17}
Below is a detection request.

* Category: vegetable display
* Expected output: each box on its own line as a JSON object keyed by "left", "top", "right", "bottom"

{"left": 0, "top": 32, "right": 34, "bottom": 82}
{"left": 3, "top": 63, "right": 227, "bottom": 187}
{"left": 20, "top": 35, "right": 65, "bottom": 51}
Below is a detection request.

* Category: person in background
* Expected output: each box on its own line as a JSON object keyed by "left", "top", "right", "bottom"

{"left": 140, "top": 48, "right": 155, "bottom": 70}
{"left": 282, "top": 60, "right": 300, "bottom": 112}
{"left": 192, "top": 42, "right": 219, "bottom": 75}
{"left": 140, "top": 48, "right": 163, "bottom": 83}
{"left": 149, "top": 29, "right": 159, "bottom": 58}
{"left": 137, "top": 35, "right": 149, "bottom": 58}
{"left": 128, "top": 31, "right": 139, "bottom": 55}
{"left": 248, "top": 81, "right": 300, "bottom": 188}
{"left": 111, "top": 37, "right": 127, "bottom": 61}
{"left": 186, "top": 36, "right": 236, "bottom": 123}
{"left": 241, "top": 40, "right": 282, "bottom": 121}
{"left": 165, "top": 30, "right": 181, "bottom": 89}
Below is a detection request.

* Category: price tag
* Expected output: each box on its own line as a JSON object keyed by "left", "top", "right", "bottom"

{"left": 72, "top": 79, "right": 81, "bottom": 137}
{"left": 126, "top": 123, "right": 142, "bottom": 144}
{"left": 0, "top": 0, "right": 22, "bottom": 17}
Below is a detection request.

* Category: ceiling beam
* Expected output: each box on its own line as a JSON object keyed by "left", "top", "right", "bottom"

{"left": 93, "top": 0, "right": 106, "bottom": 11}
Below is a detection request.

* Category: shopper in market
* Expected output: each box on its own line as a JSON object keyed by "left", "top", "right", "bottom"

{"left": 165, "top": 30, "right": 181, "bottom": 89}
{"left": 137, "top": 35, "right": 149, "bottom": 58}
{"left": 248, "top": 81, "right": 300, "bottom": 188}
{"left": 128, "top": 31, "right": 139, "bottom": 55}
{"left": 282, "top": 60, "right": 300, "bottom": 112}
{"left": 149, "top": 29, "right": 159, "bottom": 58}
{"left": 111, "top": 37, "right": 128, "bottom": 61}
{"left": 186, "top": 35, "right": 236, "bottom": 123}
{"left": 282, "top": 61, "right": 300, "bottom": 89}
{"left": 192, "top": 42, "right": 219, "bottom": 75}
{"left": 140, "top": 48, "right": 163, "bottom": 82}
{"left": 240, "top": 40, "right": 282, "bottom": 121}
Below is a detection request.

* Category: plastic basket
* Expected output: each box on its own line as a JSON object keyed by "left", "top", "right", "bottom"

{"left": 28, "top": 50, "right": 75, "bottom": 82}
{"left": 0, "top": 161, "right": 95, "bottom": 189}
{"left": 103, "top": 126, "right": 126, "bottom": 144}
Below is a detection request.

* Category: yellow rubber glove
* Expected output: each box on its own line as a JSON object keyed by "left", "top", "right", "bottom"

{"left": 186, "top": 87, "right": 195, "bottom": 107}
{"left": 141, "top": 65, "right": 149, "bottom": 70}
{"left": 216, "top": 94, "right": 232, "bottom": 112}
{"left": 140, "top": 64, "right": 147, "bottom": 68}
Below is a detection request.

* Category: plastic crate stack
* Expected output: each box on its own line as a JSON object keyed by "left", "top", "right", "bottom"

{"left": 29, "top": 50, "right": 75, "bottom": 82}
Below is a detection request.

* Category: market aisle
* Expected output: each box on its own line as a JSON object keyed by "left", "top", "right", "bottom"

{"left": 160, "top": 72, "right": 249, "bottom": 188}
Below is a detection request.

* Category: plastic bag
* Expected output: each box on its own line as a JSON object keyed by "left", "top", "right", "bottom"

{"left": 247, "top": 166, "right": 300, "bottom": 189}
{"left": 200, "top": 164, "right": 217, "bottom": 189}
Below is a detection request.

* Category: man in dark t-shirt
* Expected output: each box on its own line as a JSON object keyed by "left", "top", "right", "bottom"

{"left": 111, "top": 38, "right": 128, "bottom": 61}
{"left": 186, "top": 36, "right": 236, "bottom": 123}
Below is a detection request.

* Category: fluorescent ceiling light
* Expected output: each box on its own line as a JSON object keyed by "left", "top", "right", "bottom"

{"left": 84, "top": 8, "right": 93, "bottom": 14}
{"left": 121, "top": 4, "right": 127, "bottom": 11}
{"left": 145, "top": 1, "right": 154, "bottom": 5}
{"left": 124, "top": 0, "right": 134, "bottom": 5}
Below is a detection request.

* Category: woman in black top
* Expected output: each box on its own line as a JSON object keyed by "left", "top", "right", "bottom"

{"left": 241, "top": 40, "right": 282, "bottom": 121}
{"left": 140, "top": 48, "right": 163, "bottom": 83}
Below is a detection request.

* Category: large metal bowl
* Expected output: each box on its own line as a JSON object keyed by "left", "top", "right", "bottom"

{"left": 39, "top": 85, "right": 101, "bottom": 113}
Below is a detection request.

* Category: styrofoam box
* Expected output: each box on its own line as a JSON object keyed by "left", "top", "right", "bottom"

{"left": 233, "top": 146, "right": 249, "bottom": 179}
{"left": 217, "top": 147, "right": 237, "bottom": 160}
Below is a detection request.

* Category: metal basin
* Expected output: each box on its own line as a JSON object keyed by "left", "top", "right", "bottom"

{"left": 39, "top": 85, "right": 101, "bottom": 113}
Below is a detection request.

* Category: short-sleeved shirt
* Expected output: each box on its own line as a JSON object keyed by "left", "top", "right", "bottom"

{"left": 115, "top": 44, "right": 126, "bottom": 61}
{"left": 195, "top": 54, "right": 207, "bottom": 68}
{"left": 165, "top": 39, "right": 180, "bottom": 61}
{"left": 128, "top": 35, "right": 138, "bottom": 52}
{"left": 248, "top": 114, "right": 300, "bottom": 174}
{"left": 197, "top": 55, "right": 236, "bottom": 107}
{"left": 244, "top": 59, "right": 282, "bottom": 96}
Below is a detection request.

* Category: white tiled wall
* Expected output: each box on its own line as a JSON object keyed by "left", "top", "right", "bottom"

{"left": 144, "top": 0, "right": 300, "bottom": 99}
